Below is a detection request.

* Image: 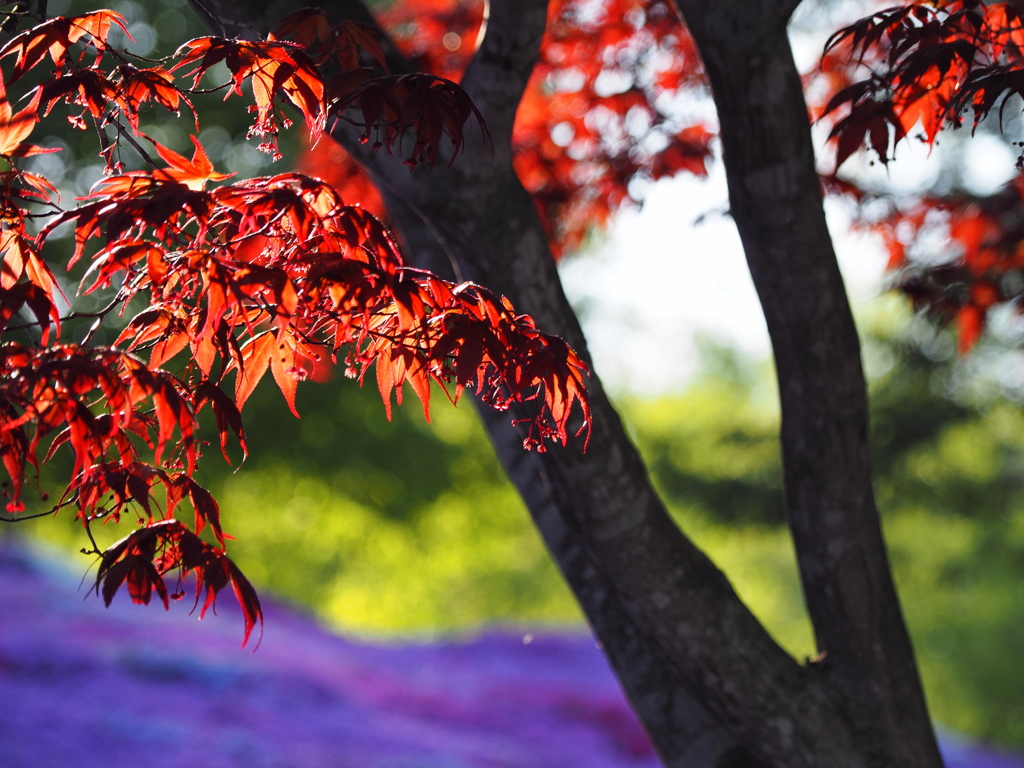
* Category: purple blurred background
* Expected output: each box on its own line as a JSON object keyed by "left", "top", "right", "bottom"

{"left": 1, "top": 540, "right": 1019, "bottom": 768}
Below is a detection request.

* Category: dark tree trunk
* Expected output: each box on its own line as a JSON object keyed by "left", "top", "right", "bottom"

{"left": 671, "top": 3, "right": 944, "bottom": 766}
{"left": 188, "top": 1, "right": 945, "bottom": 766}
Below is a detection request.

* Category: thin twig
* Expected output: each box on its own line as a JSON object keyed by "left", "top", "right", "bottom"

{"left": 0, "top": 508, "right": 54, "bottom": 522}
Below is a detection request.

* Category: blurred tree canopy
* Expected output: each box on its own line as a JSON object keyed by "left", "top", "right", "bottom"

{"left": 21, "top": 305, "right": 1024, "bottom": 746}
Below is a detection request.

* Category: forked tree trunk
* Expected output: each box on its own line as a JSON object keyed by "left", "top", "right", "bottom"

{"left": 189, "top": 1, "right": 944, "bottom": 766}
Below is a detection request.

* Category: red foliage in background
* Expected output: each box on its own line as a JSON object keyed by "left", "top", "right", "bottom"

{"left": 305, "top": 0, "right": 1024, "bottom": 356}
{"left": 816, "top": 0, "right": 1024, "bottom": 353}
{"left": 382, "top": 0, "right": 1024, "bottom": 355}
{"left": 302, "top": 0, "right": 714, "bottom": 258}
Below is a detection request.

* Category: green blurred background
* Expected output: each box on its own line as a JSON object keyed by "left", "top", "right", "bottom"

{"left": 3, "top": 0, "right": 1024, "bottom": 752}
{"left": 21, "top": 304, "right": 1024, "bottom": 747}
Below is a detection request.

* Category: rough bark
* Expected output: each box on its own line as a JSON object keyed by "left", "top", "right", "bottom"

{"left": 186, "top": 1, "right": 945, "bottom": 766}
{"left": 672, "top": 1, "right": 944, "bottom": 766}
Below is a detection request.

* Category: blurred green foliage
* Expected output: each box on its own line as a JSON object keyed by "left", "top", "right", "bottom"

{"left": 195, "top": 378, "right": 582, "bottom": 632}
{"left": 219, "top": 327, "right": 1024, "bottom": 749}
{"left": 21, "top": 325, "right": 1024, "bottom": 745}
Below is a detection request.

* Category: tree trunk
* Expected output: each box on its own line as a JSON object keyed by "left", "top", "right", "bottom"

{"left": 187, "top": 1, "right": 946, "bottom": 766}
{"left": 671, "top": 2, "right": 944, "bottom": 766}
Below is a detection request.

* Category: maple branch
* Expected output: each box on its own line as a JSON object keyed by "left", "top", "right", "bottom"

{"left": 81, "top": 515, "right": 103, "bottom": 558}
{"left": 105, "top": 117, "right": 161, "bottom": 170}
{"left": 0, "top": 2, "right": 29, "bottom": 35}
{"left": 4, "top": 313, "right": 42, "bottom": 345}
{"left": 0, "top": 508, "right": 53, "bottom": 522}
{"left": 68, "top": 290, "right": 125, "bottom": 326}
{"left": 88, "top": 112, "right": 115, "bottom": 171}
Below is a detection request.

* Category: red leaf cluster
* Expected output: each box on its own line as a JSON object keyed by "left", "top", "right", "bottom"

{"left": 814, "top": 1, "right": 1024, "bottom": 351}
{"left": 0, "top": 10, "right": 130, "bottom": 82}
{"left": 0, "top": 8, "right": 592, "bottom": 643}
{"left": 821, "top": 1, "right": 1024, "bottom": 168}
{"left": 330, "top": 71, "right": 486, "bottom": 167}
{"left": 172, "top": 37, "right": 325, "bottom": 157}
{"left": 96, "top": 519, "right": 262, "bottom": 647}
{"left": 271, "top": 11, "right": 389, "bottom": 72}
{"left": 271, "top": 9, "right": 486, "bottom": 167}
{"left": 42, "top": 163, "right": 590, "bottom": 441}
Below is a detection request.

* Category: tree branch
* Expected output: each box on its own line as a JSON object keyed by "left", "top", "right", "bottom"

{"left": 459, "top": 0, "right": 548, "bottom": 151}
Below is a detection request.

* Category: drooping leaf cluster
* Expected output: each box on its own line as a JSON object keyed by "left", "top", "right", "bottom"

{"left": 816, "top": 0, "right": 1024, "bottom": 353}
{"left": 822, "top": 0, "right": 1024, "bottom": 167}
{"left": 0, "top": 7, "right": 590, "bottom": 644}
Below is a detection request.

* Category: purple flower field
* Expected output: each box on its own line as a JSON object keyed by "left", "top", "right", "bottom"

{"left": 0, "top": 540, "right": 1019, "bottom": 768}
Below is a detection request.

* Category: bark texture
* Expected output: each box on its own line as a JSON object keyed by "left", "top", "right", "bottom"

{"left": 187, "top": 1, "right": 946, "bottom": 766}
{"left": 672, "top": 3, "right": 944, "bottom": 766}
